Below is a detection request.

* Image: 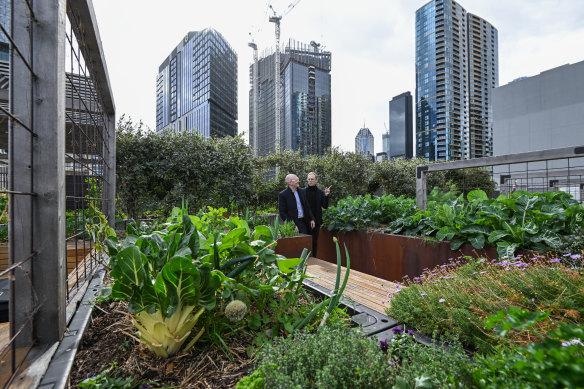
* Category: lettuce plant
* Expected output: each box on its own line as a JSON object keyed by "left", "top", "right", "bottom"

{"left": 106, "top": 214, "right": 221, "bottom": 357}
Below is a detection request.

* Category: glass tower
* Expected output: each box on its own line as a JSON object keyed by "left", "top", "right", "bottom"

{"left": 156, "top": 28, "right": 237, "bottom": 137}
{"left": 389, "top": 91, "right": 413, "bottom": 159}
{"left": 355, "top": 127, "right": 374, "bottom": 156}
{"left": 250, "top": 39, "right": 331, "bottom": 157}
{"left": 415, "top": 0, "right": 498, "bottom": 161}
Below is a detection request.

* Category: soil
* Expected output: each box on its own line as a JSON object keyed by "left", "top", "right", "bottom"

{"left": 69, "top": 301, "right": 254, "bottom": 388}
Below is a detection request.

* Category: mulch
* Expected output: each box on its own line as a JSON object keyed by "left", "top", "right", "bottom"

{"left": 69, "top": 301, "right": 255, "bottom": 388}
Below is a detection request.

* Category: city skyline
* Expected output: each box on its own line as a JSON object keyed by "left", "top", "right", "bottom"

{"left": 92, "top": 0, "right": 584, "bottom": 155}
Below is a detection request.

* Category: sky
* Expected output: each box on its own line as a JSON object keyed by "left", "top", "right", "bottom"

{"left": 92, "top": 0, "right": 584, "bottom": 154}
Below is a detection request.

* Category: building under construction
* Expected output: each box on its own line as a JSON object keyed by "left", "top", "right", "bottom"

{"left": 249, "top": 39, "right": 331, "bottom": 157}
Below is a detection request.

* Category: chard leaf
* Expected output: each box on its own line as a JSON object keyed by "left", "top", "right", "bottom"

{"left": 467, "top": 190, "right": 488, "bottom": 202}
{"left": 129, "top": 280, "right": 158, "bottom": 314}
{"left": 219, "top": 227, "right": 247, "bottom": 251}
{"left": 539, "top": 230, "right": 562, "bottom": 248}
{"left": 522, "top": 220, "right": 538, "bottom": 235}
{"left": 253, "top": 225, "right": 272, "bottom": 240}
{"left": 276, "top": 257, "right": 304, "bottom": 274}
{"left": 469, "top": 234, "right": 485, "bottom": 249}
{"left": 161, "top": 256, "right": 200, "bottom": 317}
{"left": 497, "top": 242, "right": 517, "bottom": 258}
{"left": 110, "top": 245, "right": 148, "bottom": 288}
{"left": 436, "top": 227, "right": 455, "bottom": 241}
{"left": 488, "top": 230, "right": 509, "bottom": 243}
{"left": 460, "top": 224, "right": 490, "bottom": 235}
{"left": 450, "top": 239, "right": 465, "bottom": 250}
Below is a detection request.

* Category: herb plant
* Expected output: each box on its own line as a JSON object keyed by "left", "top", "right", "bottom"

{"left": 386, "top": 255, "right": 584, "bottom": 352}
{"left": 253, "top": 326, "right": 394, "bottom": 388}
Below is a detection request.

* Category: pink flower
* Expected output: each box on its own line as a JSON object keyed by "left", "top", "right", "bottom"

{"left": 439, "top": 298, "right": 446, "bottom": 303}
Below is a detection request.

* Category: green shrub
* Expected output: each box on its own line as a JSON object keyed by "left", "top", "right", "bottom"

{"left": 387, "top": 255, "right": 584, "bottom": 353}
{"left": 254, "top": 326, "right": 394, "bottom": 388}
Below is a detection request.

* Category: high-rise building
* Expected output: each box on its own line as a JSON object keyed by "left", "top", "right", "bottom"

{"left": 415, "top": 0, "right": 498, "bottom": 161}
{"left": 381, "top": 132, "right": 390, "bottom": 160}
{"left": 156, "top": 28, "right": 237, "bottom": 137}
{"left": 355, "top": 127, "right": 374, "bottom": 156}
{"left": 250, "top": 39, "right": 331, "bottom": 157}
{"left": 389, "top": 91, "right": 413, "bottom": 159}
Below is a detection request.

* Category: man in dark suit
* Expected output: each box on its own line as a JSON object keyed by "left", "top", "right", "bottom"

{"left": 278, "top": 174, "right": 315, "bottom": 234}
{"left": 304, "top": 172, "right": 331, "bottom": 257}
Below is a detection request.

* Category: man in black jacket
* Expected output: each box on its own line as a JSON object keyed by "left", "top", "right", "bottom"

{"left": 278, "top": 174, "right": 315, "bottom": 234}
{"left": 304, "top": 172, "right": 330, "bottom": 257}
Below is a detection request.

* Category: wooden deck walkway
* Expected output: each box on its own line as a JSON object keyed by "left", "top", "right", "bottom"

{"left": 305, "top": 257, "right": 397, "bottom": 314}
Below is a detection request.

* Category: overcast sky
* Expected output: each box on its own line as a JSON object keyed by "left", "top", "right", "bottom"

{"left": 92, "top": 0, "right": 584, "bottom": 154}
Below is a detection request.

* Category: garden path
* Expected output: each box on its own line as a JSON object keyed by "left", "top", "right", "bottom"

{"left": 305, "top": 257, "right": 397, "bottom": 314}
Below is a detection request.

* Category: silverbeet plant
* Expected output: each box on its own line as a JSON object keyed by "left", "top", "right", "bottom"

{"left": 106, "top": 213, "right": 221, "bottom": 358}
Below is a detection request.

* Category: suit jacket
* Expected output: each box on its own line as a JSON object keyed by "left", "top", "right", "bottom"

{"left": 304, "top": 185, "right": 329, "bottom": 225}
{"left": 278, "top": 187, "right": 314, "bottom": 224}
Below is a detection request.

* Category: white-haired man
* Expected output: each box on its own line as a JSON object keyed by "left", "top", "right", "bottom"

{"left": 278, "top": 174, "right": 315, "bottom": 234}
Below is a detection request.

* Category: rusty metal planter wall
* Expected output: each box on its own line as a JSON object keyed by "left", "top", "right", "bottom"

{"left": 275, "top": 234, "right": 312, "bottom": 259}
{"left": 317, "top": 229, "right": 497, "bottom": 282}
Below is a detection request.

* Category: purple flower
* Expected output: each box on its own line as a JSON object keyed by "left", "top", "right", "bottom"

{"left": 478, "top": 258, "right": 485, "bottom": 263}
{"left": 439, "top": 298, "right": 446, "bottom": 303}
{"left": 550, "top": 258, "right": 560, "bottom": 263}
{"left": 571, "top": 254, "right": 581, "bottom": 260}
{"left": 480, "top": 271, "right": 487, "bottom": 274}
{"left": 394, "top": 289, "right": 402, "bottom": 293}
{"left": 380, "top": 339, "right": 390, "bottom": 354}
{"left": 561, "top": 339, "right": 583, "bottom": 347}
{"left": 420, "top": 292, "right": 427, "bottom": 296}
{"left": 407, "top": 330, "right": 414, "bottom": 335}
{"left": 392, "top": 327, "right": 404, "bottom": 334}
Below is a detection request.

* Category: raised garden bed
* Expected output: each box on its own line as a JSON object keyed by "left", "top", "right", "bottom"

{"left": 274, "top": 234, "right": 312, "bottom": 259}
{"left": 316, "top": 228, "right": 496, "bottom": 282}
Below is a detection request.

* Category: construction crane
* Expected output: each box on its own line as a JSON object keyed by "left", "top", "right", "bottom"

{"left": 248, "top": 34, "right": 259, "bottom": 157}
{"left": 268, "top": 0, "right": 301, "bottom": 153}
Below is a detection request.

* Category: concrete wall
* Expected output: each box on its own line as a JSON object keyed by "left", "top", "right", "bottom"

{"left": 493, "top": 60, "right": 584, "bottom": 156}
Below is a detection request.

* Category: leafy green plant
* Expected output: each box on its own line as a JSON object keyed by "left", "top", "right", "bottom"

{"left": 324, "top": 194, "right": 418, "bottom": 232}
{"left": 78, "top": 362, "right": 143, "bottom": 388}
{"left": 251, "top": 326, "right": 394, "bottom": 388}
{"left": 390, "top": 190, "right": 584, "bottom": 258}
{"left": 472, "top": 307, "right": 584, "bottom": 388}
{"left": 106, "top": 214, "right": 221, "bottom": 357}
{"left": 387, "top": 255, "right": 584, "bottom": 353}
{"left": 278, "top": 220, "right": 298, "bottom": 237}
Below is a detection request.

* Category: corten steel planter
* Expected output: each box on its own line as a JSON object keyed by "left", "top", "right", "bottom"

{"left": 275, "top": 234, "right": 312, "bottom": 258}
{"left": 317, "top": 229, "right": 497, "bottom": 282}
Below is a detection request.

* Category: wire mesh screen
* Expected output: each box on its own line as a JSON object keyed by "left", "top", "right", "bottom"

{"left": 418, "top": 148, "right": 584, "bottom": 210}
{"left": 64, "top": 4, "right": 109, "bottom": 301}
{"left": 0, "top": 1, "right": 114, "bottom": 385}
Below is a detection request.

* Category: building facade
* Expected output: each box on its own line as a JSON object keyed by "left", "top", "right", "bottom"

{"left": 381, "top": 132, "right": 390, "bottom": 159}
{"left": 389, "top": 91, "right": 413, "bottom": 159}
{"left": 493, "top": 60, "right": 584, "bottom": 156}
{"left": 156, "top": 28, "right": 237, "bottom": 137}
{"left": 415, "top": 0, "right": 498, "bottom": 161}
{"left": 355, "top": 127, "right": 374, "bottom": 156}
{"left": 250, "top": 40, "right": 331, "bottom": 157}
